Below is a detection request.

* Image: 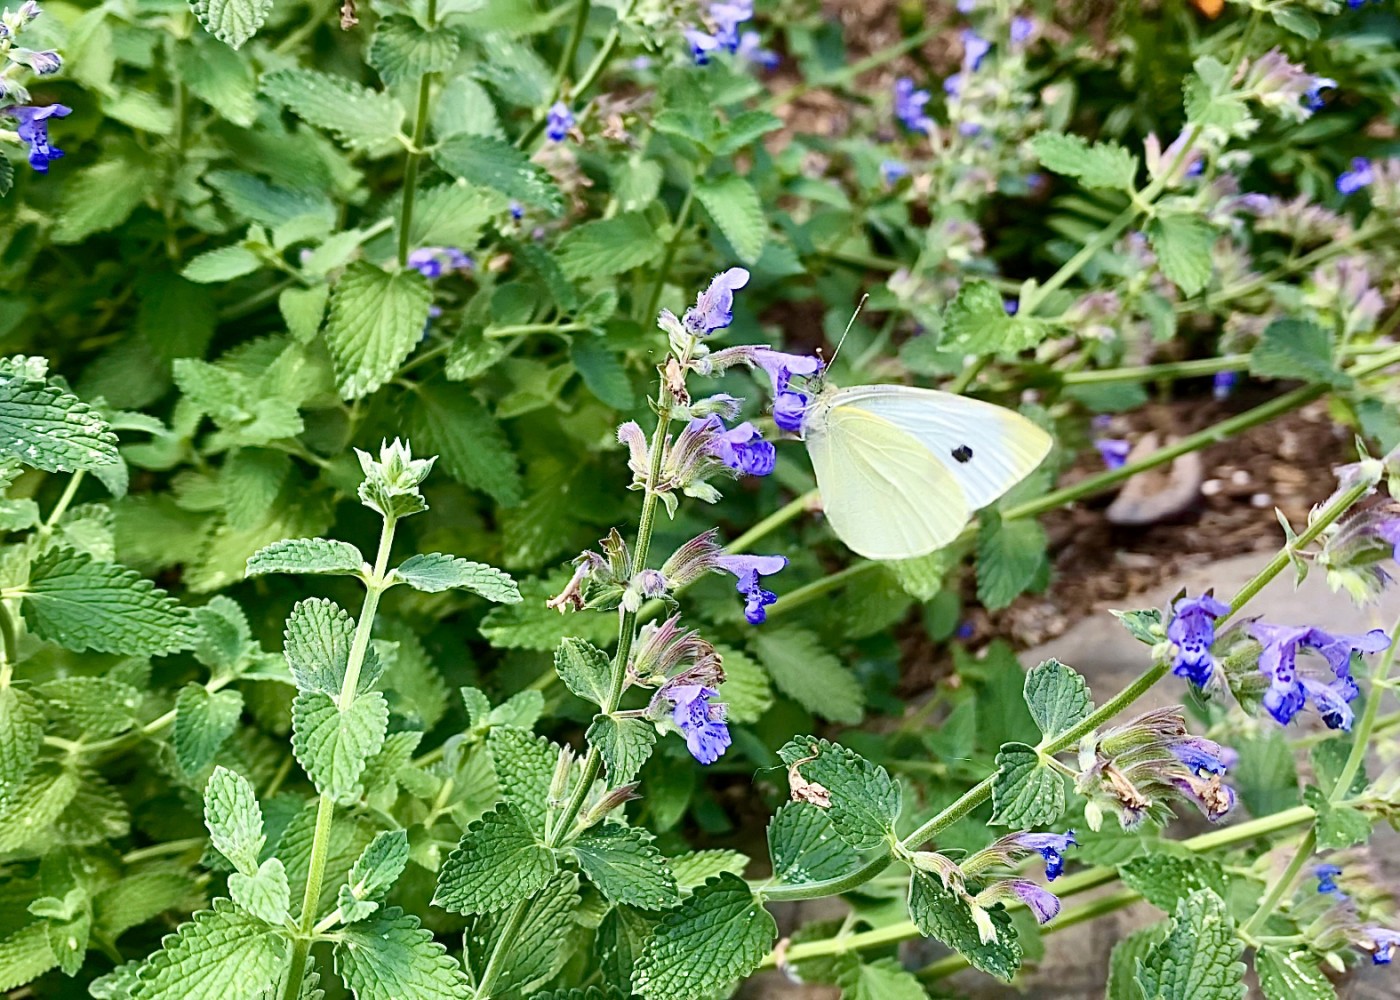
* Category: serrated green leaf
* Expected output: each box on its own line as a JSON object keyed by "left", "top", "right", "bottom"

{"left": 51, "top": 158, "right": 152, "bottom": 244}
{"left": 587, "top": 714, "right": 657, "bottom": 786}
{"left": 246, "top": 538, "right": 365, "bottom": 577}
{"left": 573, "top": 825, "right": 680, "bottom": 909}
{"left": 0, "top": 687, "right": 45, "bottom": 788}
{"left": 1136, "top": 890, "right": 1245, "bottom": 1000}
{"left": 407, "top": 379, "right": 523, "bottom": 505}
{"left": 0, "top": 763, "right": 80, "bottom": 852}
{"left": 324, "top": 261, "right": 433, "bottom": 399}
{"left": 369, "top": 16, "right": 460, "bottom": 85}
{"left": 132, "top": 899, "right": 287, "bottom": 1000}
{"left": 434, "top": 134, "right": 563, "bottom": 214}
{"left": 1303, "top": 787, "right": 1371, "bottom": 850}
{"left": 0, "top": 923, "right": 57, "bottom": 993}
{"left": 334, "top": 907, "right": 473, "bottom": 999}
{"left": 571, "top": 338, "right": 635, "bottom": 409}
{"left": 887, "top": 549, "right": 952, "bottom": 601}
{"left": 1024, "top": 659, "right": 1093, "bottom": 740}
{"left": 203, "top": 765, "right": 265, "bottom": 874}
{"left": 181, "top": 245, "right": 262, "bottom": 283}
{"left": 407, "top": 183, "right": 506, "bottom": 249}
{"left": 178, "top": 37, "right": 257, "bottom": 126}
{"left": 282, "top": 598, "right": 354, "bottom": 695}
{"left": 1250, "top": 319, "right": 1348, "bottom": 388}
{"left": 1119, "top": 854, "right": 1228, "bottom": 913}
{"left": 907, "top": 869, "right": 1021, "bottom": 980}
{"left": 433, "top": 803, "right": 557, "bottom": 914}
{"left": 767, "top": 801, "right": 860, "bottom": 885}
{"left": 1108, "top": 923, "right": 1168, "bottom": 1000}
{"left": 393, "top": 552, "right": 520, "bottom": 601}
{"left": 174, "top": 685, "right": 243, "bottom": 774}
{"left": 836, "top": 958, "right": 928, "bottom": 1000}
{"left": 92, "top": 874, "right": 198, "bottom": 942}
{"left": 777, "top": 738, "right": 900, "bottom": 850}
{"left": 555, "top": 212, "right": 666, "bottom": 279}
{"left": 0, "top": 376, "right": 120, "bottom": 473}
{"left": 714, "top": 643, "right": 772, "bottom": 723}
{"left": 262, "top": 69, "right": 404, "bottom": 153}
{"left": 1113, "top": 608, "right": 1164, "bottom": 645}
{"left": 228, "top": 857, "right": 290, "bottom": 924}
{"left": 292, "top": 690, "right": 389, "bottom": 804}
{"left": 188, "top": 0, "right": 272, "bottom": 49}
{"left": 466, "top": 872, "right": 579, "bottom": 995}
{"left": 694, "top": 175, "right": 767, "bottom": 265}
{"left": 1255, "top": 948, "right": 1335, "bottom": 1000}
{"left": 976, "top": 513, "right": 1048, "bottom": 611}
{"left": 340, "top": 830, "right": 410, "bottom": 916}
{"left": 749, "top": 626, "right": 864, "bottom": 724}
{"left": 1030, "top": 132, "right": 1139, "bottom": 191}
{"left": 556, "top": 637, "right": 612, "bottom": 706}
{"left": 667, "top": 850, "right": 748, "bottom": 890}
{"left": 488, "top": 726, "right": 556, "bottom": 832}
{"left": 942, "top": 280, "right": 1054, "bottom": 355}
{"left": 633, "top": 873, "right": 776, "bottom": 1000}
{"left": 279, "top": 285, "right": 329, "bottom": 343}
{"left": 1146, "top": 214, "right": 1217, "bottom": 297}
{"left": 990, "top": 742, "right": 1066, "bottom": 827}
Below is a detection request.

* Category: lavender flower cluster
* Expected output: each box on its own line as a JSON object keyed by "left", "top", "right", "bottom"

{"left": 1, "top": 2, "right": 69, "bottom": 174}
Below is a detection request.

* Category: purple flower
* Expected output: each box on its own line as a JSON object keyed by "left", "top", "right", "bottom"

{"left": 943, "top": 73, "right": 964, "bottom": 98}
{"left": 546, "top": 102, "right": 574, "bottom": 142}
{"left": 735, "top": 31, "right": 779, "bottom": 69}
{"left": 684, "top": 28, "right": 720, "bottom": 64}
{"left": 1095, "top": 438, "right": 1131, "bottom": 470}
{"left": 1213, "top": 370, "right": 1238, "bottom": 400}
{"left": 1010, "top": 831, "right": 1076, "bottom": 880}
{"left": 1166, "top": 594, "right": 1230, "bottom": 687}
{"left": 1338, "top": 157, "right": 1375, "bottom": 195}
{"left": 715, "top": 553, "right": 787, "bottom": 624}
{"left": 509, "top": 201, "right": 524, "bottom": 220}
{"left": 772, "top": 390, "right": 809, "bottom": 435}
{"left": 17, "top": 1, "right": 42, "bottom": 22}
{"left": 881, "top": 159, "right": 910, "bottom": 186}
{"left": 683, "top": 267, "right": 749, "bottom": 337}
{"left": 753, "top": 348, "right": 823, "bottom": 433}
{"left": 1316, "top": 863, "right": 1344, "bottom": 897}
{"left": 1003, "top": 298, "right": 1019, "bottom": 315}
{"left": 1379, "top": 518, "right": 1400, "bottom": 562}
{"left": 894, "top": 77, "right": 933, "bottom": 133}
{"left": 976, "top": 879, "right": 1061, "bottom": 925}
{"left": 1010, "top": 16, "right": 1035, "bottom": 46}
{"left": 407, "top": 246, "right": 472, "bottom": 279}
{"left": 705, "top": 421, "right": 775, "bottom": 477}
{"left": 1252, "top": 624, "right": 1388, "bottom": 729}
{"left": 1360, "top": 927, "right": 1400, "bottom": 965}
{"left": 4, "top": 103, "right": 71, "bottom": 173}
{"left": 962, "top": 29, "right": 991, "bottom": 71}
{"left": 14, "top": 48, "right": 61, "bottom": 75}
{"left": 711, "top": 1, "right": 754, "bottom": 52}
{"left": 668, "top": 684, "right": 731, "bottom": 763}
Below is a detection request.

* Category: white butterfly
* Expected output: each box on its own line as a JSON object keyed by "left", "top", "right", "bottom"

{"left": 800, "top": 382, "right": 1053, "bottom": 560}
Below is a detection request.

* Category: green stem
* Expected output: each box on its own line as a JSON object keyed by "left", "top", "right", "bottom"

{"left": 281, "top": 516, "right": 398, "bottom": 1000}
{"left": 1238, "top": 829, "right": 1315, "bottom": 940}
{"left": 0, "top": 601, "right": 17, "bottom": 689}
{"left": 642, "top": 185, "right": 696, "bottom": 324}
{"left": 725, "top": 493, "right": 813, "bottom": 555}
{"left": 1059, "top": 355, "right": 1249, "bottom": 386}
{"left": 396, "top": 0, "right": 439, "bottom": 267}
{"left": 1331, "top": 615, "right": 1400, "bottom": 799}
{"left": 554, "top": 0, "right": 591, "bottom": 90}
{"left": 40, "top": 470, "right": 85, "bottom": 536}
{"left": 519, "top": 0, "right": 634, "bottom": 149}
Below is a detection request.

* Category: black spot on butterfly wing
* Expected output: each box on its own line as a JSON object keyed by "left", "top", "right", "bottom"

{"left": 952, "top": 444, "right": 974, "bottom": 464}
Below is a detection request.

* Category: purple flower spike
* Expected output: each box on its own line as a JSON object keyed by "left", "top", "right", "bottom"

{"left": 1167, "top": 594, "right": 1230, "bottom": 688}
{"left": 715, "top": 553, "right": 787, "bottom": 624}
{"left": 546, "top": 102, "right": 574, "bottom": 142}
{"left": 668, "top": 684, "right": 731, "bottom": 764}
{"left": 1254, "top": 623, "right": 1313, "bottom": 725}
{"left": 1251, "top": 623, "right": 1385, "bottom": 729}
{"left": 683, "top": 267, "right": 750, "bottom": 337}
{"left": 1095, "top": 438, "right": 1131, "bottom": 470}
{"left": 706, "top": 421, "right": 776, "bottom": 477}
{"left": 1008, "top": 880, "right": 1061, "bottom": 924}
{"left": 1338, "top": 157, "right": 1374, "bottom": 195}
{"left": 4, "top": 103, "right": 71, "bottom": 173}
{"left": 894, "top": 77, "right": 933, "bottom": 133}
{"left": 1012, "top": 831, "right": 1076, "bottom": 880}
{"left": 407, "top": 246, "right": 473, "bottom": 279}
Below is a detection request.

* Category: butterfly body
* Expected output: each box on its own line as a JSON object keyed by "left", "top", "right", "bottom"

{"left": 801, "top": 383, "right": 1053, "bottom": 560}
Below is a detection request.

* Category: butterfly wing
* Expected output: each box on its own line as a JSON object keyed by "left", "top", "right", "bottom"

{"left": 806, "top": 401, "right": 971, "bottom": 560}
{"left": 830, "top": 385, "right": 1052, "bottom": 511}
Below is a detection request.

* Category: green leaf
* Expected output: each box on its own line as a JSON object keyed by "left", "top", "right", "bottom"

{"left": 1024, "top": 659, "right": 1093, "bottom": 740}
{"left": 369, "top": 16, "right": 460, "bottom": 85}
{"left": 181, "top": 245, "right": 262, "bottom": 283}
{"left": 1250, "top": 319, "right": 1348, "bottom": 388}
{"left": 694, "top": 175, "right": 767, "bottom": 265}
{"left": 1255, "top": 948, "right": 1335, "bottom": 1000}
{"left": 291, "top": 690, "right": 390, "bottom": 804}
{"left": 555, "top": 212, "right": 666, "bottom": 280}
{"left": 0, "top": 923, "right": 56, "bottom": 993}
{"left": 571, "top": 338, "right": 635, "bottom": 409}
{"left": 633, "top": 873, "right": 776, "bottom": 1000}
{"left": 488, "top": 726, "right": 556, "bottom": 832}
{"left": 976, "top": 513, "right": 1048, "bottom": 610}
{"left": 324, "top": 261, "right": 433, "bottom": 399}
{"left": 749, "top": 626, "right": 864, "bottom": 724}
{"left": 177, "top": 37, "right": 257, "bottom": 126}
{"left": 1303, "top": 786, "right": 1371, "bottom": 850}
{"left": 767, "top": 801, "right": 860, "bottom": 885}
{"left": 1136, "top": 890, "right": 1245, "bottom": 1000}
{"left": 714, "top": 643, "right": 772, "bottom": 723}
{"left": 228, "top": 857, "right": 290, "bottom": 924}
{"left": 93, "top": 873, "right": 197, "bottom": 942}
{"left": 51, "top": 158, "right": 152, "bottom": 244}
{"left": 556, "top": 637, "right": 612, "bottom": 707}
{"left": 572, "top": 825, "right": 680, "bottom": 909}
{"left": 340, "top": 830, "right": 410, "bottom": 916}
{"left": 393, "top": 553, "right": 520, "bottom": 601}
{"left": 1119, "top": 854, "right": 1228, "bottom": 913}
{"left": 0, "top": 687, "right": 44, "bottom": 789}
{"left": 203, "top": 765, "right": 265, "bottom": 874}
{"left": 407, "top": 380, "right": 523, "bottom": 505}
{"left": 1108, "top": 923, "right": 1169, "bottom": 1000}
{"left": 990, "top": 742, "right": 1066, "bottom": 827}
{"left": 1030, "top": 132, "right": 1139, "bottom": 191}
{"left": 434, "top": 134, "right": 564, "bottom": 214}
{"left": 466, "top": 872, "right": 579, "bottom": 995}
{"left": 0, "top": 376, "right": 120, "bottom": 473}
{"left": 335, "top": 907, "right": 473, "bottom": 999}
{"left": 1146, "top": 214, "right": 1217, "bottom": 297}
{"left": 942, "top": 280, "right": 1054, "bottom": 355}
{"left": 283, "top": 598, "right": 358, "bottom": 695}
{"left": 174, "top": 685, "right": 244, "bottom": 774}
{"left": 776, "top": 738, "right": 901, "bottom": 850}
{"left": 1113, "top": 608, "right": 1164, "bottom": 645}
{"left": 1233, "top": 732, "right": 1301, "bottom": 818}
{"left": 280, "top": 285, "right": 329, "bottom": 343}
{"left": 132, "top": 899, "right": 288, "bottom": 1000}
{"left": 433, "top": 803, "right": 557, "bottom": 914}
{"left": 246, "top": 538, "right": 365, "bottom": 577}
{"left": 587, "top": 715, "right": 657, "bottom": 785}
{"left": 188, "top": 0, "right": 272, "bottom": 49}
{"left": 262, "top": 68, "right": 404, "bottom": 152}
{"left": 907, "top": 869, "right": 1021, "bottom": 981}
{"left": 836, "top": 958, "right": 928, "bottom": 1000}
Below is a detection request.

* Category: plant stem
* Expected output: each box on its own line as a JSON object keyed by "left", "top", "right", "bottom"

{"left": 554, "top": 0, "right": 591, "bottom": 90}
{"left": 642, "top": 185, "right": 696, "bottom": 324}
{"left": 725, "top": 492, "right": 814, "bottom": 555}
{"left": 40, "top": 470, "right": 85, "bottom": 536}
{"left": 1059, "top": 354, "right": 1249, "bottom": 386}
{"left": 1331, "top": 615, "right": 1400, "bottom": 799}
{"left": 0, "top": 602, "right": 17, "bottom": 689}
{"left": 281, "top": 516, "right": 398, "bottom": 1000}
{"left": 396, "top": 0, "right": 439, "bottom": 268}
{"left": 1237, "top": 829, "right": 1315, "bottom": 940}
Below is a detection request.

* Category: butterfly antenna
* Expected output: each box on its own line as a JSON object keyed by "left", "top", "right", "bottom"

{"left": 823, "top": 294, "right": 869, "bottom": 373}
